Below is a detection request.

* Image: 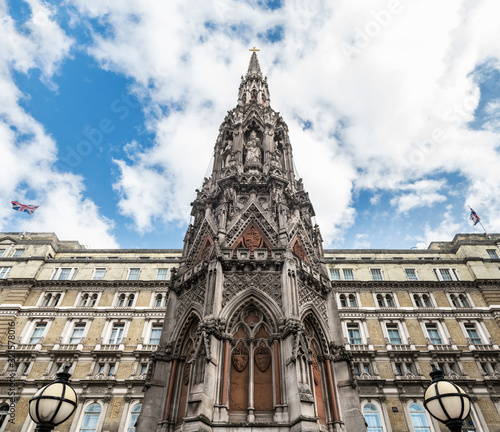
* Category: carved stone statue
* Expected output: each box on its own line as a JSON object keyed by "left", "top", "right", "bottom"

{"left": 245, "top": 131, "right": 262, "bottom": 166}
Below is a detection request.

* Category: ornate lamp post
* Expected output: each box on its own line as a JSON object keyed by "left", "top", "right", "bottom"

{"left": 29, "top": 368, "right": 77, "bottom": 432}
{"left": 424, "top": 363, "right": 471, "bottom": 432}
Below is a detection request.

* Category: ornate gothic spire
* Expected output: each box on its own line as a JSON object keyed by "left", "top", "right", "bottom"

{"left": 180, "top": 51, "right": 327, "bottom": 276}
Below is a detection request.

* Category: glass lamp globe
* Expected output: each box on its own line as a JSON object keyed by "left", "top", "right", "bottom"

{"left": 424, "top": 364, "right": 471, "bottom": 432}
{"left": 29, "top": 370, "right": 77, "bottom": 431}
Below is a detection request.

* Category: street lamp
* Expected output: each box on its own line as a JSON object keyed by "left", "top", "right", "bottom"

{"left": 29, "top": 368, "right": 78, "bottom": 432}
{"left": 424, "top": 363, "right": 471, "bottom": 432}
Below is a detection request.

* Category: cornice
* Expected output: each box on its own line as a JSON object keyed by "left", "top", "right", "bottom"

{"left": 332, "top": 280, "right": 477, "bottom": 291}
{"left": 2, "top": 279, "right": 170, "bottom": 289}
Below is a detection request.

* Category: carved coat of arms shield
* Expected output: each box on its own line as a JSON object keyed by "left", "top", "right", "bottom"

{"left": 232, "top": 345, "right": 249, "bottom": 372}
{"left": 254, "top": 346, "right": 271, "bottom": 372}
{"left": 243, "top": 226, "right": 263, "bottom": 251}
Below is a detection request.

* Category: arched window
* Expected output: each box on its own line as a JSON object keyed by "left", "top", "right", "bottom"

{"left": 414, "top": 294, "right": 422, "bottom": 307}
{"left": 81, "top": 294, "right": 89, "bottom": 307}
{"left": 409, "top": 403, "right": 431, "bottom": 432}
{"left": 422, "top": 295, "right": 431, "bottom": 307}
{"left": 127, "top": 294, "right": 135, "bottom": 307}
{"left": 155, "top": 294, "right": 163, "bottom": 307}
{"left": 348, "top": 294, "right": 357, "bottom": 308}
{"left": 44, "top": 294, "right": 52, "bottom": 307}
{"left": 458, "top": 294, "right": 469, "bottom": 307}
{"left": 377, "top": 295, "right": 384, "bottom": 307}
{"left": 90, "top": 294, "right": 98, "bottom": 306}
{"left": 79, "top": 403, "right": 101, "bottom": 432}
{"left": 127, "top": 404, "right": 142, "bottom": 432}
{"left": 118, "top": 294, "right": 126, "bottom": 307}
{"left": 0, "top": 405, "right": 9, "bottom": 428}
{"left": 339, "top": 294, "right": 347, "bottom": 308}
{"left": 53, "top": 294, "right": 61, "bottom": 306}
{"left": 385, "top": 294, "right": 394, "bottom": 307}
{"left": 363, "top": 403, "right": 384, "bottom": 432}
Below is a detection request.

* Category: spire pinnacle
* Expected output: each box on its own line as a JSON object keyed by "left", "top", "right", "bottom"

{"left": 246, "top": 50, "right": 263, "bottom": 79}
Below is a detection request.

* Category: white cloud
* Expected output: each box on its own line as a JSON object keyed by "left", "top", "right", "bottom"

{"left": 390, "top": 180, "right": 447, "bottom": 213}
{"left": 66, "top": 0, "right": 500, "bottom": 246}
{"left": 415, "top": 205, "right": 464, "bottom": 249}
{"left": 0, "top": 0, "right": 118, "bottom": 248}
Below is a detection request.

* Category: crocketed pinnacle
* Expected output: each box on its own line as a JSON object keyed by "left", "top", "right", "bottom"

{"left": 246, "top": 51, "right": 263, "bottom": 79}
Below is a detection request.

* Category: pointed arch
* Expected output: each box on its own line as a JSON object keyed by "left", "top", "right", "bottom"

{"left": 173, "top": 314, "right": 200, "bottom": 426}
{"left": 173, "top": 309, "right": 203, "bottom": 355}
{"left": 301, "top": 311, "right": 331, "bottom": 425}
{"left": 222, "top": 290, "right": 281, "bottom": 334}
{"left": 301, "top": 308, "right": 330, "bottom": 353}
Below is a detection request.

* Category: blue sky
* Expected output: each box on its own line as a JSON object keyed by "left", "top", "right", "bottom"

{"left": 1, "top": 0, "right": 500, "bottom": 250}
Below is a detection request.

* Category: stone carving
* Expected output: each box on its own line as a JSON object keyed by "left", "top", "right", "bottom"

{"left": 292, "top": 237, "right": 307, "bottom": 262}
{"left": 222, "top": 273, "right": 281, "bottom": 308}
{"left": 255, "top": 345, "right": 271, "bottom": 372}
{"left": 242, "top": 225, "right": 263, "bottom": 251}
{"left": 289, "top": 225, "right": 318, "bottom": 269}
{"left": 232, "top": 345, "right": 249, "bottom": 372}
{"left": 196, "top": 234, "right": 213, "bottom": 263}
{"left": 226, "top": 203, "right": 278, "bottom": 248}
{"left": 297, "top": 279, "right": 329, "bottom": 327}
{"left": 186, "top": 220, "right": 216, "bottom": 266}
{"left": 175, "top": 277, "right": 207, "bottom": 321}
{"left": 244, "top": 131, "right": 262, "bottom": 166}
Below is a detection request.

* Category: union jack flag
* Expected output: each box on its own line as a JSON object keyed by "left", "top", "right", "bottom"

{"left": 469, "top": 208, "right": 480, "bottom": 226}
{"left": 11, "top": 201, "right": 40, "bottom": 216}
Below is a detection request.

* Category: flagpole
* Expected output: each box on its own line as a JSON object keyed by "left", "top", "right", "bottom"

{"left": 468, "top": 205, "right": 488, "bottom": 237}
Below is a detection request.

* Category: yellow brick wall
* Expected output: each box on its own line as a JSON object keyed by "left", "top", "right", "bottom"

{"left": 136, "top": 291, "right": 152, "bottom": 307}
{"left": 29, "top": 361, "right": 50, "bottom": 379}
{"left": 397, "top": 291, "right": 412, "bottom": 307}
{"left": 433, "top": 291, "right": 449, "bottom": 307}
{"left": 477, "top": 398, "right": 500, "bottom": 432}
{"left": 103, "top": 397, "right": 125, "bottom": 432}
{"left": 385, "top": 397, "right": 409, "bottom": 432}
{"left": 86, "top": 318, "right": 106, "bottom": 345}
{"left": 126, "top": 319, "right": 145, "bottom": 347}
{"left": 45, "top": 319, "right": 68, "bottom": 344}
{"left": 376, "top": 361, "right": 394, "bottom": 379}
{"left": 2, "top": 317, "right": 29, "bottom": 344}
{"left": 23, "top": 291, "right": 40, "bottom": 306}
{"left": 359, "top": 291, "right": 374, "bottom": 307}
{"left": 470, "top": 291, "right": 486, "bottom": 307}
{"left": 484, "top": 319, "right": 500, "bottom": 342}
{"left": 366, "top": 319, "right": 384, "bottom": 345}
{"left": 60, "top": 290, "right": 78, "bottom": 306}
{"left": 99, "top": 290, "right": 115, "bottom": 306}
{"left": 11, "top": 397, "right": 30, "bottom": 432}
{"left": 419, "top": 361, "right": 433, "bottom": 379}
{"left": 72, "top": 361, "right": 92, "bottom": 379}
{"left": 445, "top": 319, "right": 467, "bottom": 345}
{"left": 462, "top": 361, "right": 482, "bottom": 379}
{"left": 116, "top": 361, "right": 134, "bottom": 379}
{"left": 405, "top": 319, "right": 426, "bottom": 345}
